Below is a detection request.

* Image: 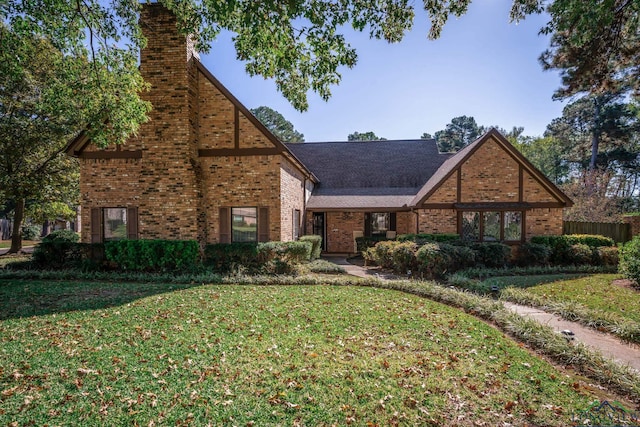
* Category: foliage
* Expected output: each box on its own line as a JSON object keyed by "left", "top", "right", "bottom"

{"left": 438, "top": 243, "right": 476, "bottom": 270}
{"left": 593, "top": 246, "right": 619, "bottom": 267}
{"left": 204, "top": 241, "right": 312, "bottom": 274}
{"left": 355, "top": 235, "right": 391, "bottom": 253}
{"left": 250, "top": 106, "right": 304, "bottom": 142}
{"left": 531, "top": 234, "right": 615, "bottom": 264}
{"left": 389, "top": 241, "right": 417, "bottom": 273}
{"left": 538, "top": 0, "right": 640, "bottom": 98}
{"left": 620, "top": 236, "right": 640, "bottom": 287}
{"left": 32, "top": 230, "right": 81, "bottom": 267}
{"left": 433, "top": 115, "right": 484, "bottom": 152}
{"left": 396, "top": 233, "right": 460, "bottom": 244}
{"left": 415, "top": 243, "right": 451, "bottom": 279}
{"left": 299, "top": 235, "right": 322, "bottom": 260}
{"left": 25, "top": 201, "right": 76, "bottom": 224}
{"left": 514, "top": 242, "right": 552, "bottom": 267}
{"left": 566, "top": 243, "right": 593, "bottom": 265}
{"left": 303, "top": 259, "right": 346, "bottom": 274}
{"left": 469, "top": 242, "right": 511, "bottom": 268}
{"left": 104, "top": 240, "right": 200, "bottom": 272}
{"left": 513, "top": 136, "right": 570, "bottom": 184}
{"left": 21, "top": 225, "right": 40, "bottom": 241}
{"left": 364, "top": 240, "right": 401, "bottom": 269}
{"left": 347, "top": 131, "right": 386, "bottom": 141}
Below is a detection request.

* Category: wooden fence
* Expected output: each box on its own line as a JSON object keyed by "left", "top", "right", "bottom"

{"left": 563, "top": 220, "right": 631, "bottom": 243}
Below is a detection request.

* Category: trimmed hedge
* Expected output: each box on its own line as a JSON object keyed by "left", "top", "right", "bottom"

{"left": 620, "top": 236, "right": 640, "bottom": 287}
{"left": 32, "top": 230, "right": 81, "bottom": 267}
{"left": 531, "top": 234, "right": 616, "bottom": 265}
{"left": 514, "top": 242, "right": 551, "bottom": 267}
{"left": 397, "top": 233, "right": 460, "bottom": 244}
{"left": 204, "top": 241, "right": 313, "bottom": 274}
{"left": 470, "top": 242, "right": 511, "bottom": 268}
{"left": 299, "top": 235, "right": 322, "bottom": 259}
{"left": 104, "top": 240, "right": 200, "bottom": 272}
{"left": 355, "top": 235, "right": 390, "bottom": 252}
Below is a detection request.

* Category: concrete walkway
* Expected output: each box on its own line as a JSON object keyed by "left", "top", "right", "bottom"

{"left": 326, "top": 256, "right": 640, "bottom": 373}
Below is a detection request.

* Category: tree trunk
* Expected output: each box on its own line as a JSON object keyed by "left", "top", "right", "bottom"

{"left": 589, "top": 99, "right": 601, "bottom": 171}
{"left": 42, "top": 220, "right": 51, "bottom": 238}
{"left": 8, "top": 198, "right": 25, "bottom": 254}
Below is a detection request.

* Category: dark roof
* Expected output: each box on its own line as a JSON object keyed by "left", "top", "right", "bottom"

{"left": 286, "top": 139, "right": 451, "bottom": 191}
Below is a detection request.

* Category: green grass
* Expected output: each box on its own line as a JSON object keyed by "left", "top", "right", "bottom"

{"left": 0, "top": 240, "right": 39, "bottom": 249}
{"left": 506, "top": 274, "right": 640, "bottom": 324}
{"left": 0, "top": 255, "right": 31, "bottom": 269}
{"left": 0, "top": 280, "right": 601, "bottom": 426}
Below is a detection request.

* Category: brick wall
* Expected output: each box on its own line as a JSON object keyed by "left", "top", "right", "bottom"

{"left": 460, "top": 138, "right": 519, "bottom": 202}
{"left": 80, "top": 4, "right": 201, "bottom": 242}
{"left": 280, "top": 158, "right": 305, "bottom": 241}
{"left": 326, "top": 211, "right": 365, "bottom": 253}
{"left": 428, "top": 173, "right": 457, "bottom": 203}
{"left": 396, "top": 211, "right": 416, "bottom": 235}
{"left": 526, "top": 208, "right": 563, "bottom": 239}
{"left": 416, "top": 209, "right": 457, "bottom": 234}
{"left": 523, "top": 172, "right": 557, "bottom": 202}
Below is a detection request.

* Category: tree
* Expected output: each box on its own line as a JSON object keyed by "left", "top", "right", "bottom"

{"left": 0, "top": 26, "right": 100, "bottom": 253}
{"left": 250, "top": 106, "right": 304, "bottom": 143}
{"left": 347, "top": 131, "right": 387, "bottom": 141}
{"left": 434, "top": 116, "right": 484, "bottom": 152}
{"left": 513, "top": 136, "right": 570, "bottom": 184}
{"left": 420, "top": 133, "right": 433, "bottom": 139}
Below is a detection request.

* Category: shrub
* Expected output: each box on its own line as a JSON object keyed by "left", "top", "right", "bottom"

{"left": 515, "top": 242, "right": 551, "bottom": 267}
{"left": 257, "top": 241, "right": 313, "bottom": 273}
{"left": 531, "top": 234, "right": 615, "bottom": 265}
{"left": 470, "top": 242, "right": 511, "bottom": 268}
{"left": 299, "top": 235, "right": 322, "bottom": 259}
{"left": 105, "top": 240, "right": 200, "bottom": 272}
{"left": 566, "top": 243, "right": 593, "bottom": 265}
{"left": 368, "top": 240, "right": 403, "bottom": 269}
{"left": 397, "top": 233, "right": 460, "bottom": 245}
{"left": 438, "top": 243, "right": 476, "bottom": 271}
{"left": 415, "top": 243, "right": 451, "bottom": 279}
{"left": 204, "top": 243, "right": 260, "bottom": 272}
{"left": 355, "top": 235, "right": 390, "bottom": 253}
{"left": 22, "top": 224, "right": 41, "bottom": 241}
{"left": 594, "top": 246, "right": 619, "bottom": 267}
{"left": 390, "top": 241, "right": 417, "bottom": 273}
{"left": 620, "top": 237, "right": 640, "bottom": 287}
{"left": 32, "top": 230, "right": 81, "bottom": 267}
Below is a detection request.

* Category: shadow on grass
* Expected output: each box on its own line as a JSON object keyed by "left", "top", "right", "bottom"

{"left": 0, "top": 279, "right": 204, "bottom": 321}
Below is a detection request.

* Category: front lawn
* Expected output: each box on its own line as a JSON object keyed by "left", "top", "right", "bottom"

{"left": 509, "top": 274, "right": 640, "bottom": 323}
{"left": 0, "top": 280, "right": 600, "bottom": 426}
{"left": 0, "top": 240, "right": 39, "bottom": 249}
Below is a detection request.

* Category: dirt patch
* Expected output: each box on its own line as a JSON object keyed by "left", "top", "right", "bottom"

{"left": 612, "top": 278, "right": 639, "bottom": 291}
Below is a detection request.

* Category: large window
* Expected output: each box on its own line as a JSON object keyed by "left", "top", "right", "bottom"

{"left": 103, "top": 208, "right": 128, "bottom": 241}
{"left": 461, "top": 211, "right": 523, "bottom": 242}
{"left": 232, "top": 207, "right": 257, "bottom": 242}
{"left": 370, "top": 213, "right": 390, "bottom": 235}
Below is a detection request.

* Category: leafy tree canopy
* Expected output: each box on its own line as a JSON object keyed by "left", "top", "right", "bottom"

{"left": 347, "top": 131, "right": 387, "bottom": 141}
{"left": 433, "top": 116, "right": 484, "bottom": 152}
{"left": 3, "top": 0, "right": 638, "bottom": 148}
{"left": 250, "top": 106, "right": 304, "bottom": 143}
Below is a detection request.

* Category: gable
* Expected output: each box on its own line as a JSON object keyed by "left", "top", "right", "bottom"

{"left": 411, "top": 129, "right": 572, "bottom": 208}
{"left": 459, "top": 136, "right": 519, "bottom": 203}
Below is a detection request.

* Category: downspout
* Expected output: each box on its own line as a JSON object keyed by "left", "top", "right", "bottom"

{"left": 302, "top": 177, "right": 307, "bottom": 235}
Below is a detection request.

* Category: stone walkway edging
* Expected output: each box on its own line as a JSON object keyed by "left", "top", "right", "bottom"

{"left": 326, "top": 256, "right": 640, "bottom": 373}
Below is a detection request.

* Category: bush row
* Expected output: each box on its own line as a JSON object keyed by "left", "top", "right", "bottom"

{"left": 516, "top": 242, "right": 619, "bottom": 267}
{"left": 363, "top": 240, "right": 512, "bottom": 279}
{"left": 530, "top": 234, "right": 615, "bottom": 265}
{"left": 32, "top": 230, "right": 320, "bottom": 274}
{"left": 620, "top": 236, "right": 640, "bottom": 287}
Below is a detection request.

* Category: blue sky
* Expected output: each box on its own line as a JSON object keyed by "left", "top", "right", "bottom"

{"left": 201, "top": 0, "right": 566, "bottom": 142}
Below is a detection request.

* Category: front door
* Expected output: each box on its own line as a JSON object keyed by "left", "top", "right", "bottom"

{"left": 312, "top": 212, "right": 326, "bottom": 251}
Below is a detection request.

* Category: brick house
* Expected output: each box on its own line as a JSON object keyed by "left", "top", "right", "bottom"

{"left": 67, "top": 4, "right": 572, "bottom": 253}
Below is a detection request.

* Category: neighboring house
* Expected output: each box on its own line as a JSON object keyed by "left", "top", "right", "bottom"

{"left": 67, "top": 4, "right": 572, "bottom": 254}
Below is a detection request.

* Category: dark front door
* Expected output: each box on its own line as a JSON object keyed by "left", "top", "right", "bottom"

{"left": 312, "top": 212, "right": 326, "bottom": 251}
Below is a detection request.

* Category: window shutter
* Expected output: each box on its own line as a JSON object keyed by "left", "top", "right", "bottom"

{"left": 127, "top": 207, "right": 138, "bottom": 239}
{"left": 258, "top": 207, "right": 269, "bottom": 242}
{"left": 91, "top": 208, "right": 102, "bottom": 243}
{"left": 219, "top": 207, "right": 230, "bottom": 243}
{"left": 364, "top": 213, "right": 371, "bottom": 237}
{"left": 390, "top": 212, "right": 397, "bottom": 231}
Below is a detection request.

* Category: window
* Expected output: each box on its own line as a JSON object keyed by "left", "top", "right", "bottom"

{"left": 461, "top": 211, "right": 523, "bottom": 242}
{"left": 103, "top": 208, "right": 128, "bottom": 241}
{"left": 370, "top": 213, "right": 390, "bottom": 235}
{"left": 232, "top": 207, "right": 257, "bottom": 242}
{"left": 91, "top": 207, "right": 138, "bottom": 243}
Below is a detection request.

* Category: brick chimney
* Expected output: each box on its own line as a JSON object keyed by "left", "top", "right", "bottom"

{"left": 134, "top": 3, "right": 201, "bottom": 241}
